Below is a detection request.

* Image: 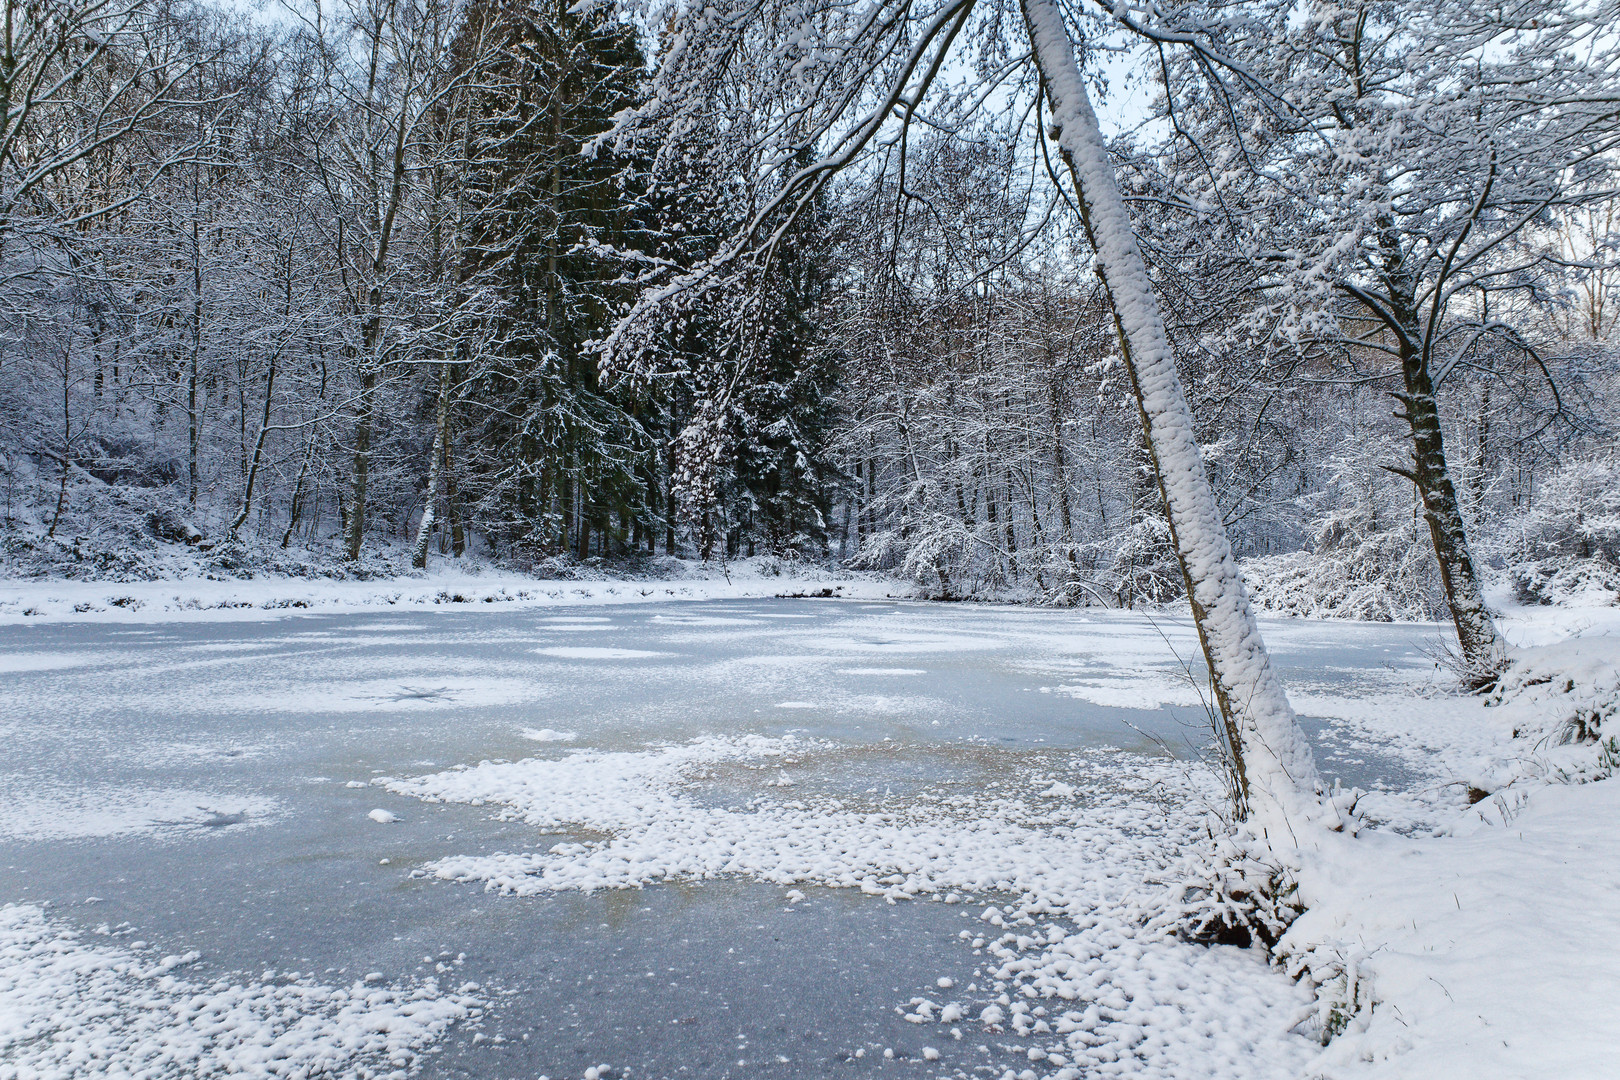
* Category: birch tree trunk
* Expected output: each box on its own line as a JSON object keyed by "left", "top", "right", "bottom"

{"left": 412, "top": 364, "right": 451, "bottom": 569}
{"left": 1020, "top": 0, "right": 1320, "bottom": 832}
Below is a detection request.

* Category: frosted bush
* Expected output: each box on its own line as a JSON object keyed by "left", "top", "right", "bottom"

{"left": 1488, "top": 639, "right": 1620, "bottom": 769}
{"left": 1244, "top": 498, "right": 1442, "bottom": 621}
{"left": 1504, "top": 454, "right": 1620, "bottom": 606}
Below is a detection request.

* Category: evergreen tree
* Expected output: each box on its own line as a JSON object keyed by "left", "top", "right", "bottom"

{"left": 720, "top": 210, "right": 844, "bottom": 558}
{"left": 453, "top": 0, "right": 649, "bottom": 558}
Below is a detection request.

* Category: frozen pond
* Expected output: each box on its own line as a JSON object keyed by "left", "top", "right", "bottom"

{"left": 0, "top": 599, "right": 1450, "bottom": 1078}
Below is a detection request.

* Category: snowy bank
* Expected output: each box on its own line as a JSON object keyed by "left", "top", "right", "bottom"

{"left": 1294, "top": 778, "right": 1620, "bottom": 1079}
{"left": 0, "top": 557, "right": 898, "bottom": 625}
{"left": 1285, "top": 625, "right": 1620, "bottom": 1079}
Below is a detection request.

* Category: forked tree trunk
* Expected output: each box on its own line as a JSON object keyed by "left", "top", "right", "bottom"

{"left": 281, "top": 432, "right": 314, "bottom": 549}
{"left": 1021, "top": 0, "right": 1320, "bottom": 831}
{"left": 229, "top": 350, "right": 278, "bottom": 538}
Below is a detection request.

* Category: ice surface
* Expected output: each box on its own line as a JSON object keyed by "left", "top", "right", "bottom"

{"left": 533, "top": 646, "right": 667, "bottom": 660}
{"left": 0, "top": 597, "right": 1578, "bottom": 1078}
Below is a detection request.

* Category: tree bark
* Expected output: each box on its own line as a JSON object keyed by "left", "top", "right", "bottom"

{"left": 1390, "top": 315, "right": 1506, "bottom": 685}
{"left": 281, "top": 432, "right": 314, "bottom": 549}
{"left": 443, "top": 391, "right": 465, "bottom": 557}
{"left": 1049, "top": 374, "right": 1080, "bottom": 590}
{"left": 229, "top": 350, "right": 277, "bottom": 538}
{"left": 1021, "top": 0, "right": 1320, "bottom": 830}
{"left": 188, "top": 266, "right": 201, "bottom": 513}
{"left": 412, "top": 364, "right": 452, "bottom": 569}
{"left": 345, "top": 362, "right": 376, "bottom": 561}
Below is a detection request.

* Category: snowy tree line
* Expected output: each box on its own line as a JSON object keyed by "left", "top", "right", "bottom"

{"left": 824, "top": 2, "right": 1620, "bottom": 635}
{"left": 1, "top": 0, "right": 1616, "bottom": 637}
{"left": 0, "top": 0, "right": 843, "bottom": 572}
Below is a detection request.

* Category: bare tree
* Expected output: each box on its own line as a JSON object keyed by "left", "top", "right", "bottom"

{"left": 1130, "top": 0, "right": 1620, "bottom": 683}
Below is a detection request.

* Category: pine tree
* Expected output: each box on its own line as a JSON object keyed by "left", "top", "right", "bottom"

{"left": 453, "top": 0, "right": 649, "bottom": 558}
{"left": 721, "top": 222, "right": 844, "bottom": 558}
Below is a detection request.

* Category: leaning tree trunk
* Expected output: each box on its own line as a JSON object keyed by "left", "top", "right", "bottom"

{"left": 412, "top": 364, "right": 451, "bottom": 570}
{"left": 1021, "top": 0, "right": 1320, "bottom": 832}
{"left": 1392, "top": 319, "right": 1506, "bottom": 687}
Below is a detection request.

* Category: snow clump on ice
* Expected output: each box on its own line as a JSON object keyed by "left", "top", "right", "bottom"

{"left": 0, "top": 903, "right": 480, "bottom": 1077}
{"left": 388, "top": 734, "right": 1317, "bottom": 1078}
{"left": 520, "top": 727, "right": 577, "bottom": 742}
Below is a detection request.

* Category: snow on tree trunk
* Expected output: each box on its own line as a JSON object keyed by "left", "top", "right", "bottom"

{"left": 1392, "top": 317, "right": 1508, "bottom": 686}
{"left": 1019, "top": 0, "right": 1320, "bottom": 833}
{"left": 413, "top": 364, "right": 451, "bottom": 570}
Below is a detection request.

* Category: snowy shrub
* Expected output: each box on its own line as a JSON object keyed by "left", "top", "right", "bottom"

{"left": 1244, "top": 487, "right": 1443, "bottom": 621}
{"left": 1487, "top": 639, "right": 1620, "bottom": 778}
{"left": 1165, "top": 828, "right": 1304, "bottom": 949}
{"left": 1100, "top": 511, "right": 1184, "bottom": 608}
{"left": 851, "top": 505, "right": 1029, "bottom": 601}
{"left": 1510, "top": 557, "right": 1620, "bottom": 608}
{"left": 1503, "top": 454, "right": 1620, "bottom": 606}
{"left": 892, "top": 514, "right": 977, "bottom": 598}
{"left": 1163, "top": 779, "right": 1362, "bottom": 953}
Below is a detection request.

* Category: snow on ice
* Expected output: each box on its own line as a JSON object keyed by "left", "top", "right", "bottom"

{"left": 0, "top": 904, "right": 480, "bottom": 1079}
{"left": 387, "top": 735, "right": 1319, "bottom": 1078}
{"left": 1, "top": 588, "right": 1615, "bottom": 1078}
{"left": 0, "top": 560, "right": 892, "bottom": 626}
{"left": 372, "top": 601, "right": 1619, "bottom": 1080}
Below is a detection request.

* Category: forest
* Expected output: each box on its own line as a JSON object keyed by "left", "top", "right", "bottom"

{"left": 1, "top": 0, "right": 1616, "bottom": 631}
{"left": 3, "top": 3, "right": 1620, "bottom": 1075}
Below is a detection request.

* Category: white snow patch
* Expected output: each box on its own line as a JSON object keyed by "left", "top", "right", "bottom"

{"left": 532, "top": 647, "right": 665, "bottom": 660}
{"left": 837, "top": 667, "right": 926, "bottom": 676}
{"left": 1283, "top": 631, "right": 1620, "bottom": 1077}
{"left": 0, "top": 651, "right": 94, "bottom": 673}
{"left": 0, "top": 786, "right": 275, "bottom": 842}
{"left": 227, "top": 676, "right": 546, "bottom": 714}
{"left": 0, "top": 561, "right": 893, "bottom": 626}
{"left": 1049, "top": 675, "right": 1204, "bottom": 710}
{"left": 0, "top": 904, "right": 479, "bottom": 1076}
{"left": 648, "top": 615, "right": 758, "bottom": 626}
{"left": 185, "top": 642, "right": 281, "bottom": 652}
{"left": 389, "top": 735, "right": 1316, "bottom": 1078}
{"left": 367, "top": 808, "right": 401, "bottom": 824}
{"left": 519, "top": 728, "right": 578, "bottom": 743}
{"left": 1296, "top": 780, "right": 1620, "bottom": 1079}
{"left": 810, "top": 633, "right": 989, "bottom": 655}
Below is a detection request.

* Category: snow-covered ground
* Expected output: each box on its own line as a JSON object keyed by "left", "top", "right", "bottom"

{"left": 1283, "top": 603, "right": 1620, "bottom": 1080}
{"left": 0, "top": 590, "right": 1613, "bottom": 1078}
{"left": 0, "top": 903, "right": 478, "bottom": 1080}
{"left": 0, "top": 557, "right": 896, "bottom": 626}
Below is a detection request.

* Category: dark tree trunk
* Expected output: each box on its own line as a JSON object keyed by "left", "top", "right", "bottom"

{"left": 1390, "top": 315, "right": 1506, "bottom": 685}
